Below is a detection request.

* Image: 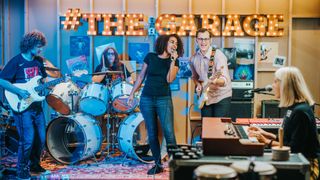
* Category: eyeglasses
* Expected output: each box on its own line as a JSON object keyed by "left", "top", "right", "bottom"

{"left": 197, "top": 38, "right": 210, "bottom": 42}
{"left": 107, "top": 52, "right": 115, "bottom": 56}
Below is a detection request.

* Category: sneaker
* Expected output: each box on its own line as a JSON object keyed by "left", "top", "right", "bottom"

{"left": 30, "top": 164, "right": 46, "bottom": 173}
{"left": 147, "top": 165, "right": 164, "bottom": 175}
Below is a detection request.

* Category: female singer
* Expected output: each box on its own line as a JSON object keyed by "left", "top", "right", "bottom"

{"left": 128, "top": 34, "right": 184, "bottom": 174}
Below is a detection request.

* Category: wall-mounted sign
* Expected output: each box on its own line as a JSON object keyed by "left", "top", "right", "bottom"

{"left": 62, "top": 8, "right": 284, "bottom": 37}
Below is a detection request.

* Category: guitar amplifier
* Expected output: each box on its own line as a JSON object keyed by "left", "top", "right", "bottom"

{"left": 261, "top": 100, "right": 287, "bottom": 118}
{"left": 231, "top": 81, "right": 254, "bottom": 101}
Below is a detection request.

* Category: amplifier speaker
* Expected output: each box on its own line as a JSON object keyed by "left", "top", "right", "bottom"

{"left": 231, "top": 88, "right": 253, "bottom": 101}
{"left": 230, "top": 101, "right": 253, "bottom": 121}
{"left": 261, "top": 100, "right": 286, "bottom": 118}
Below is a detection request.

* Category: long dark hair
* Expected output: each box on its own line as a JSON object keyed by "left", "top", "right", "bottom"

{"left": 155, "top": 34, "right": 184, "bottom": 57}
{"left": 101, "top": 47, "right": 120, "bottom": 70}
{"left": 20, "top": 30, "right": 47, "bottom": 53}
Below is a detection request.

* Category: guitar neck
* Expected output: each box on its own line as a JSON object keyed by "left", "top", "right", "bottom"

{"left": 35, "top": 77, "right": 64, "bottom": 92}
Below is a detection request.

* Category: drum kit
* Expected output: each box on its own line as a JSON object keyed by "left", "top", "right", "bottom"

{"left": 0, "top": 101, "right": 18, "bottom": 157}
{"left": 44, "top": 70, "right": 154, "bottom": 165}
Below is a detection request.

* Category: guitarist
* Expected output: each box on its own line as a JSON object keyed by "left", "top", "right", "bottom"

{"left": 190, "top": 28, "right": 232, "bottom": 118}
{"left": 0, "top": 30, "right": 49, "bottom": 179}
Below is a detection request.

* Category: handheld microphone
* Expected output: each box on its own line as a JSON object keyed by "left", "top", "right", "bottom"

{"left": 245, "top": 85, "right": 273, "bottom": 94}
{"left": 171, "top": 49, "right": 177, "bottom": 61}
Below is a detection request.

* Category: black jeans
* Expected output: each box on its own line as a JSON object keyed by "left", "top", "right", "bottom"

{"left": 201, "top": 97, "right": 231, "bottom": 118}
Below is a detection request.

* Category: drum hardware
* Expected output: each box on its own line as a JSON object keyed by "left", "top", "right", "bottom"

{"left": 91, "top": 71, "right": 123, "bottom": 75}
{"left": 0, "top": 123, "right": 18, "bottom": 157}
{"left": 104, "top": 111, "right": 122, "bottom": 161}
{"left": 68, "top": 90, "right": 79, "bottom": 114}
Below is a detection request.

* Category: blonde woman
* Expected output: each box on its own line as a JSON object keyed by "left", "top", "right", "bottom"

{"left": 248, "top": 66, "right": 319, "bottom": 180}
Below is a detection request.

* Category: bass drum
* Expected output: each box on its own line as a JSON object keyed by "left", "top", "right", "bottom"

{"left": 117, "top": 113, "right": 167, "bottom": 163}
{"left": 46, "top": 113, "right": 103, "bottom": 164}
{"left": 46, "top": 81, "right": 80, "bottom": 115}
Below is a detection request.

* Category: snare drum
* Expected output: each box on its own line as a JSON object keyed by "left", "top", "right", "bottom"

{"left": 46, "top": 81, "right": 80, "bottom": 115}
{"left": 111, "top": 81, "right": 139, "bottom": 113}
{"left": 79, "top": 83, "right": 109, "bottom": 116}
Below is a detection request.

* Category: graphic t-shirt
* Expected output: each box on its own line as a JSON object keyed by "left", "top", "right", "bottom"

{"left": 0, "top": 54, "right": 47, "bottom": 109}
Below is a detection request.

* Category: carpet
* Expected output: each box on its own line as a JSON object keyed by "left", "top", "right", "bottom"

{"left": 1, "top": 151, "right": 169, "bottom": 180}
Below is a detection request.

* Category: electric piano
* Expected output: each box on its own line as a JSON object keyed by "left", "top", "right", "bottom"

{"left": 235, "top": 118, "right": 320, "bottom": 129}
{"left": 202, "top": 117, "right": 265, "bottom": 156}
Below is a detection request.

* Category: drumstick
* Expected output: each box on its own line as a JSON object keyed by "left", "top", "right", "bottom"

{"left": 278, "top": 127, "right": 283, "bottom": 148}
{"left": 102, "top": 52, "right": 106, "bottom": 70}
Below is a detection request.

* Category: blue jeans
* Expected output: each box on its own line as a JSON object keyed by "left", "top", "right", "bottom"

{"left": 201, "top": 97, "right": 231, "bottom": 118}
{"left": 13, "top": 108, "right": 46, "bottom": 178}
{"left": 140, "top": 96, "right": 177, "bottom": 166}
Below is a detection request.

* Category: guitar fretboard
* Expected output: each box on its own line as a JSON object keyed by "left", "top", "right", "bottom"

{"left": 35, "top": 77, "right": 64, "bottom": 92}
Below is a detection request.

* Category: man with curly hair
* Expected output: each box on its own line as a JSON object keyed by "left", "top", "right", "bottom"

{"left": 0, "top": 30, "right": 49, "bottom": 179}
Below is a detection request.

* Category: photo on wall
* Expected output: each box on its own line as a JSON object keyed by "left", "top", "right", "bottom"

{"left": 233, "top": 38, "right": 255, "bottom": 81}
{"left": 258, "top": 42, "right": 279, "bottom": 71}
{"left": 273, "top": 55, "right": 286, "bottom": 68}
{"left": 128, "top": 43, "right": 149, "bottom": 65}
{"left": 70, "top": 36, "right": 90, "bottom": 56}
{"left": 66, "top": 55, "right": 89, "bottom": 76}
{"left": 177, "top": 57, "right": 192, "bottom": 78}
{"left": 221, "top": 48, "right": 236, "bottom": 80}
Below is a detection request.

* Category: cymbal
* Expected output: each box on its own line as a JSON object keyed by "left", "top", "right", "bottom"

{"left": 92, "top": 71, "right": 123, "bottom": 75}
{"left": 45, "top": 66, "right": 60, "bottom": 71}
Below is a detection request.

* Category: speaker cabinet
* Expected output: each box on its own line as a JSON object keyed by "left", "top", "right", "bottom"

{"left": 261, "top": 100, "right": 286, "bottom": 118}
{"left": 230, "top": 101, "right": 253, "bottom": 121}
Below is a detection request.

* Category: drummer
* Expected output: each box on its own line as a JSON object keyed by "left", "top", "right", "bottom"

{"left": 92, "top": 47, "right": 132, "bottom": 85}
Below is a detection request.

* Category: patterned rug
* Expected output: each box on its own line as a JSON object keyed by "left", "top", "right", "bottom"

{"left": 1, "top": 151, "right": 169, "bottom": 180}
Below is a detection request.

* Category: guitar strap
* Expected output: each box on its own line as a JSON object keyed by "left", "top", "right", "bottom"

{"left": 207, "top": 48, "right": 216, "bottom": 78}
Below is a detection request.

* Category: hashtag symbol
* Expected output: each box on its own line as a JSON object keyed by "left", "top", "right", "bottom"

{"left": 62, "top": 8, "right": 81, "bottom": 30}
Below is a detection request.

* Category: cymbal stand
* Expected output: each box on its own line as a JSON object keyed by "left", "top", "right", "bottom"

{"left": 104, "top": 81, "right": 121, "bottom": 161}
{"left": 104, "top": 79, "right": 114, "bottom": 160}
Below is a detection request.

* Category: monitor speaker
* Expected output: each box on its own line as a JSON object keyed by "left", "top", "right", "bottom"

{"left": 230, "top": 101, "right": 253, "bottom": 121}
